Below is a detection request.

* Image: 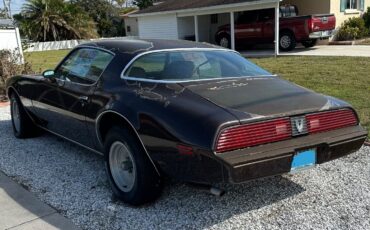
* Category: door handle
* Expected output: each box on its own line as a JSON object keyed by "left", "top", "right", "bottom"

{"left": 79, "top": 96, "right": 89, "bottom": 104}
{"left": 79, "top": 96, "right": 89, "bottom": 101}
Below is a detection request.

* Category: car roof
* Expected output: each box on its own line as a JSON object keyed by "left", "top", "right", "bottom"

{"left": 80, "top": 39, "right": 222, "bottom": 55}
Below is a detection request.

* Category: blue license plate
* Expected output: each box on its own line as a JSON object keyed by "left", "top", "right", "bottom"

{"left": 291, "top": 149, "right": 316, "bottom": 172}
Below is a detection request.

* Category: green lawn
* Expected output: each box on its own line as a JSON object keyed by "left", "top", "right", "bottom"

{"left": 24, "top": 50, "right": 70, "bottom": 72}
{"left": 25, "top": 51, "right": 370, "bottom": 137}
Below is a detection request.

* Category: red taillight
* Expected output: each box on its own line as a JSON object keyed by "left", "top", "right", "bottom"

{"left": 215, "top": 118, "right": 291, "bottom": 153}
{"left": 308, "top": 18, "right": 314, "bottom": 32}
{"left": 307, "top": 109, "right": 358, "bottom": 134}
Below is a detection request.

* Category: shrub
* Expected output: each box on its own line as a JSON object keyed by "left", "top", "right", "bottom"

{"left": 363, "top": 7, "right": 370, "bottom": 29}
{"left": 336, "top": 17, "right": 369, "bottom": 41}
{"left": 0, "top": 50, "right": 33, "bottom": 101}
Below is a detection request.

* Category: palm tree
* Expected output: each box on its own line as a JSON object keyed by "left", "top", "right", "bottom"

{"left": 20, "top": 0, "right": 97, "bottom": 42}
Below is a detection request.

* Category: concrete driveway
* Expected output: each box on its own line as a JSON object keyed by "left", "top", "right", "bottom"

{"left": 242, "top": 45, "right": 370, "bottom": 58}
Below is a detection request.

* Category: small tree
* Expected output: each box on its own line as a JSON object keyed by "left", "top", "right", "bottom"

{"left": 133, "top": 0, "right": 153, "bottom": 10}
{"left": 0, "top": 50, "right": 34, "bottom": 101}
{"left": 363, "top": 7, "right": 370, "bottom": 30}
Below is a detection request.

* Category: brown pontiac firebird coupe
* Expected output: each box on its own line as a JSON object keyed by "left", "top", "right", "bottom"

{"left": 6, "top": 39, "right": 367, "bottom": 205}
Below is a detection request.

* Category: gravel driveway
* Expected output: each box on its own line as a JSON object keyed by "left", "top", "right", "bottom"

{"left": 0, "top": 106, "right": 369, "bottom": 230}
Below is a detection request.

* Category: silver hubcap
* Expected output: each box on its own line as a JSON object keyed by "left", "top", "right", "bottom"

{"left": 109, "top": 141, "right": 136, "bottom": 192}
{"left": 220, "top": 37, "right": 229, "bottom": 48}
{"left": 11, "top": 99, "right": 21, "bottom": 132}
{"left": 280, "top": 35, "right": 291, "bottom": 49}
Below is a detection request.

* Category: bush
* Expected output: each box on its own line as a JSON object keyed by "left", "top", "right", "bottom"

{"left": 0, "top": 50, "right": 33, "bottom": 101}
{"left": 336, "top": 17, "right": 369, "bottom": 41}
{"left": 363, "top": 7, "right": 370, "bottom": 29}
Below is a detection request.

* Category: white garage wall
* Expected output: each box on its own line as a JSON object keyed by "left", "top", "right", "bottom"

{"left": 0, "top": 28, "right": 24, "bottom": 63}
{"left": 138, "top": 14, "right": 179, "bottom": 39}
{"left": 177, "top": 16, "right": 195, "bottom": 40}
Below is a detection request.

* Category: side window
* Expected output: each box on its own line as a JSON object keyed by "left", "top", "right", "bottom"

{"left": 236, "top": 12, "right": 257, "bottom": 24}
{"left": 126, "top": 53, "right": 166, "bottom": 79}
{"left": 259, "top": 9, "right": 274, "bottom": 21}
{"left": 55, "top": 48, "right": 113, "bottom": 84}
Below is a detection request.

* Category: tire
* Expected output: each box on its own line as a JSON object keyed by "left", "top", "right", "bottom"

{"left": 10, "top": 93, "right": 39, "bottom": 138}
{"left": 279, "top": 31, "right": 296, "bottom": 52}
{"left": 217, "top": 34, "right": 231, "bottom": 48}
{"left": 302, "top": 39, "right": 318, "bottom": 48}
{"left": 104, "top": 127, "right": 162, "bottom": 206}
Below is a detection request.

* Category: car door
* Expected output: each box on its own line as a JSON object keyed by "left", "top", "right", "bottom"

{"left": 235, "top": 11, "right": 261, "bottom": 42}
{"left": 259, "top": 9, "right": 275, "bottom": 43}
{"left": 50, "top": 47, "right": 114, "bottom": 148}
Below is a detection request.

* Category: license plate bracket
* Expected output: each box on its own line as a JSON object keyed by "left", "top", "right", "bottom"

{"left": 291, "top": 149, "right": 317, "bottom": 172}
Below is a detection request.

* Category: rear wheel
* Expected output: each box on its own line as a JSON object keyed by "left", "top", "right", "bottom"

{"left": 105, "top": 127, "right": 162, "bottom": 206}
{"left": 217, "top": 34, "right": 231, "bottom": 48}
{"left": 10, "top": 94, "right": 39, "bottom": 138}
{"left": 279, "top": 31, "right": 296, "bottom": 51}
{"left": 302, "top": 39, "right": 318, "bottom": 48}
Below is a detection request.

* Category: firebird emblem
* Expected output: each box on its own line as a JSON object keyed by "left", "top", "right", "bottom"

{"left": 295, "top": 119, "right": 305, "bottom": 133}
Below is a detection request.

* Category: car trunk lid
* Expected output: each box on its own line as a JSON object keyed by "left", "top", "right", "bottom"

{"left": 181, "top": 77, "right": 333, "bottom": 122}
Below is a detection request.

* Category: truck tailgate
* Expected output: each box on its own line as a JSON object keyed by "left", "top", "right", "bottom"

{"left": 311, "top": 14, "right": 336, "bottom": 32}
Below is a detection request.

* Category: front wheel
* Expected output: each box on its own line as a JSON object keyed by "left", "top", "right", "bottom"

{"left": 105, "top": 127, "right": 162, "bottom": 206}
{"left": 302, "top": 39, "right": 318, "bottom": 48}
{"left": 279, "top": 32, "right": 296, "bottom": 51}
{"left": 10, "top": 94, "right": 39, "bottom": 138}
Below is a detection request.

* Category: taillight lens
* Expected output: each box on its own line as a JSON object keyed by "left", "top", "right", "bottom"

{"left": 215, "top": 118, "right": 291, "bottom": 153}
{"left": 308, "top": 18, "right": 314, "bottom": 32}
{"left": 307, "top": 109, "right": 358, "bottom": 134}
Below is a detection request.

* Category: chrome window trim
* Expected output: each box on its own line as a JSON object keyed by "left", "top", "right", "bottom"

{"left": 120, "top": 48, "right": 253, "bottom": 83}
{"left": 95, "top": 110, "right": 160, "bottom": 176}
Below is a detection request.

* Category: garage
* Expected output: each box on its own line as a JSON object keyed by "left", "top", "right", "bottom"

{"left": 132, "top": 0, "right": 281, "bottom": 54}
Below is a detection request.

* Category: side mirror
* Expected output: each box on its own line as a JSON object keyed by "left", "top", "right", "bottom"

{"left": 42, "top": 70, "right": 55, "bottom": 78}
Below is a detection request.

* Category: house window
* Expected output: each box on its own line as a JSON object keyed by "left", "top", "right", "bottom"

{"left": 127, "top": 26, "right": 131, "bottom": 33}
{"left": 341, "top": 0, "right": 365, "bottom": 11}
{"left": 346, "top": 0, "right": 358, "bottom": 9}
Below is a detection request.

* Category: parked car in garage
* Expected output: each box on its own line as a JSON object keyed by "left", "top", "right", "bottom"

{"left": 216, "top": 5, "right": 336, "bottom": 51}
{"left": 6, "top": 39, "right": 367, "bottom": 205}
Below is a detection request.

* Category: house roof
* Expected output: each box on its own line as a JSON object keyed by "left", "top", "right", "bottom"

{"left": 0, "top": 19, "right": 14, "bottom": 28}
{"left": 133, "top": 0, "right": 274, "bottom": 15}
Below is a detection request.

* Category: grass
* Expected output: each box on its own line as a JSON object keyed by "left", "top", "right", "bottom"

{"left": 251, "top": 56, "right": 370, "bottom": 137}
{"left": 24, "top": 50, "right": 70, "bottom": 72}
{"left": 25, "top": 51, "right": 370, "bottom": 137}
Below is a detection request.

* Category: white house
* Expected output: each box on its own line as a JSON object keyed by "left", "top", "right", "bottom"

{"left": 130, "top": 0, "right": 281, "bottom": 54}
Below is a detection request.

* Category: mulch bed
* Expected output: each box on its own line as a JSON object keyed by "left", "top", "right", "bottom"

{"left": 0, "top": 94, "right": 9, "bottom": 107}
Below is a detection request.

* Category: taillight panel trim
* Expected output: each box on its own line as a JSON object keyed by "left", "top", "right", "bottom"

{"left": 214, "top": 108, "right": 359, "bottom": 154}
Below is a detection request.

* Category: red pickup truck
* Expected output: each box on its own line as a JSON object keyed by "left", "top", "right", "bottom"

{"left": 216, "top": 5, "right": 336, "bottom": 51}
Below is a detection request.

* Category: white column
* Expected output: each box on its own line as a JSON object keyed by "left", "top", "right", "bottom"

{"left": 230, "top": 12, "right": 235, "bottom": 50}
{"left": 194, "top": 15, "right": 199, "bottom": 42}
{"left": 275, "top": 2, "right": 280, "bottom": 56}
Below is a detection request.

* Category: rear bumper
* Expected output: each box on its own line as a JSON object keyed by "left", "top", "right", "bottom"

{"left": 217, "top": 125, "right": 367, "bottom": 183}
{"left": 309, "top": 30, "right": 334, "bottom": 39}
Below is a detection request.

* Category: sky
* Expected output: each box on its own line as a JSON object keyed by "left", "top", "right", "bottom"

{"left": 10, "top": 0, "right": 25, "bottom": 15}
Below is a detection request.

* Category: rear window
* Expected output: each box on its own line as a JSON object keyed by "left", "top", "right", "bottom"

{"left": 124, "top": 50, "right": 271, "bottom": 82}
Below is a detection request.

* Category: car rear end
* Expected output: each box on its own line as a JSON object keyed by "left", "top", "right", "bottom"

{"left": 214, "top": 108, "right": 367, "bottom": 183}
{"left": 307, "top": 14, "right": 336, "bottom": 39}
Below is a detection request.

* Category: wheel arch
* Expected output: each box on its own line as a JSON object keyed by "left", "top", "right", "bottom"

{"left": 7, "top": 86, "right": 19, "bottom": 99}
{"left": 96, "top": 110, "right": 160, "bottom": 175}
{"left": 279, "top": 28, "right": 296, "bottom": 39}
